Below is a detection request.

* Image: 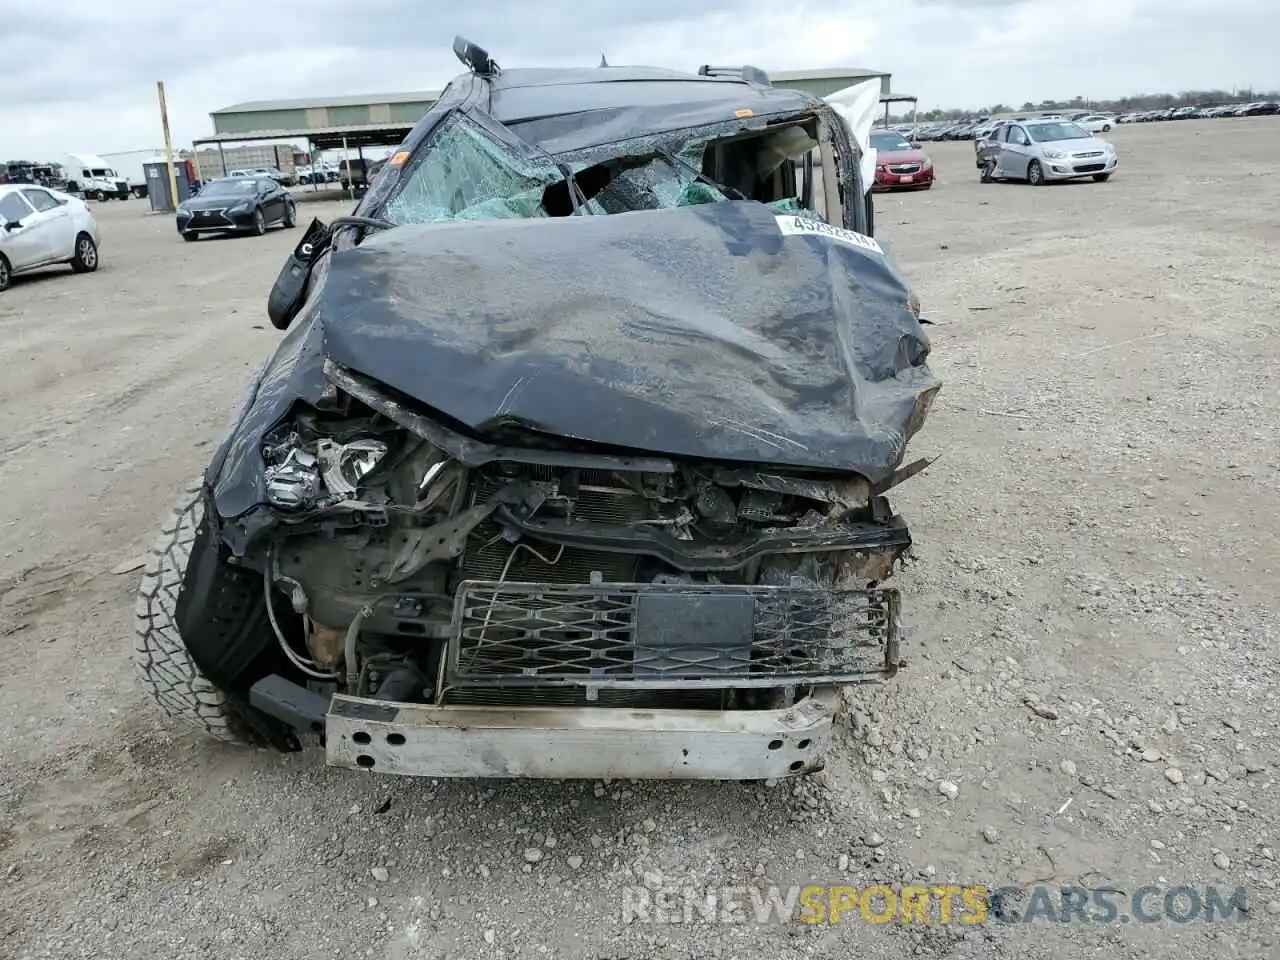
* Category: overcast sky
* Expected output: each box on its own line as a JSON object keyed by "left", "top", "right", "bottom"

{"left": 3, "top": 0, "right": 1273, "bottom": 157}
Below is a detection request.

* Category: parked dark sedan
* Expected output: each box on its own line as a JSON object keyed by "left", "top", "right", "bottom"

{"left": 175, "top": 176, "right": 296, "bottom": 241}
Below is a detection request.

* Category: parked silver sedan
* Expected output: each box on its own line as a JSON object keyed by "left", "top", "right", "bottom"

{"left": 975, "top": 119, "right": 1118, "bottom": 185}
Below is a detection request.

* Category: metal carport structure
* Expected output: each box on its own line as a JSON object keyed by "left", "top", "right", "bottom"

{"left": 191, "top": 124, "right": 417, "bottom": 191}
{"left": 880, "top": 93, "right": 920, "bottom": 130}
{"left": 193, "top": 91, "right": 441, "bottom": 189}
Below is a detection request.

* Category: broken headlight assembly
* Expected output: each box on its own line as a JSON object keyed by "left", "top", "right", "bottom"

{"left": 263, "top": 434, "right": 388, "bottom": 510}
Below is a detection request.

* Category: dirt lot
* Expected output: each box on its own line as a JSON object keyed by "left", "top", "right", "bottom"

{"left": 2, "top": 117, "right": 1278, "bottom": 960}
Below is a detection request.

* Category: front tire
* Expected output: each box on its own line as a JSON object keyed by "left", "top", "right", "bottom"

{"left": 251, "top": 208, "right": 266, "bottom": 236}
{"left": 0, "top": 254, "right": 10, "bottom": 292}
{"left": 181, "top": 231, "right": 198, "bottom": 242}
{"left": 980, "top": 160, "right": 996, "bottom": 183}
{"left": 1027, "top": 160, "right": 1046, "bottom": 185}
{"left": 283, "top": 201, "right": 297, "bottom": 228}
{"left": 133, "top": 486, "right": 252, "bottom": 744}
{"left": 1093, "top": 173, "right": 1112, "bottom": 182}
{"left": 70, "top": 233, "right": 98, "bottom": 273}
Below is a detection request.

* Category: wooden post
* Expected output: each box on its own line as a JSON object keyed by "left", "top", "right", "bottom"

{"left": 157, "top": 81, "right": 180, "bottom": 210}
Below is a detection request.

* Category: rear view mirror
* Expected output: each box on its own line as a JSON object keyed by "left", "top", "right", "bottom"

{"left": 3, "top": 221, "right": 21, "bottom": 231}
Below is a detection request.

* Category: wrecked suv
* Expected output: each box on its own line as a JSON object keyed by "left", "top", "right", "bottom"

{"left": 134, "top": 39, "right": 940, "bottom": 780}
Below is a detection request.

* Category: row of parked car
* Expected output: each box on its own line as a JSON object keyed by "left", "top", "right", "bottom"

{"left": 1121, "top": 101, "right": 1279, "bottom": 122}
{"left": 905, "top": 101, "right": 1278, "bottom": 141}
{"left": 911, "top": 112, "right": 1118, "bottom": 141}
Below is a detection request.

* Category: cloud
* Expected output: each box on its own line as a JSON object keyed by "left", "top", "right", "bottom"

{"left": 2, "top": 0, "right": 1275, "bottom": 157}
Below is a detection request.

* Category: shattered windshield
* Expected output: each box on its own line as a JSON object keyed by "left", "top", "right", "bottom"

{"left": 384, "top": 113, "right": 561, "bottom": 225}
{"left": 380, "top": 109, "right": 832, "bottom": 229}
{"left": 383, "top": 112, "right": 738, "bottom": 226}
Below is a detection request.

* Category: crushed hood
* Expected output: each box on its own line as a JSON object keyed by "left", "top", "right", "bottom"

{"left": 210, "top": 201, "right": 939, "bottom": 529}
{"left": 317, "top": 201, "right": 937, "bottom": 477}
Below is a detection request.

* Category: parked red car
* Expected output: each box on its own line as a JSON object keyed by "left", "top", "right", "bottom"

{"left": 870, "top": 131, "right": 934, "bottom": 191}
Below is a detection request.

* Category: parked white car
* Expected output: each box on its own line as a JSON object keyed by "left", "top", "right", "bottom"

{"left": 0, "top": 185, "right": 101, "bottom": 292}
{"left": 1077, "top": 115, "right": 1116, "bottom": 133}
{"left": 975, "top": 119, "right": 1118, "bottom": 184}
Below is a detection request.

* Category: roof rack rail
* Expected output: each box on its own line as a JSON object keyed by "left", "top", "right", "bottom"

{"left": 697, "top": 65, "right": 771, "bottom": 86}
{"left": 453, "top": 36, "right": 500, "bottom": 77}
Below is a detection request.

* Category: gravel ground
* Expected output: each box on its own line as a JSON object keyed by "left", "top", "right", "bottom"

{"left": 1, "top": 117, "right": 1278, "bottom": 960}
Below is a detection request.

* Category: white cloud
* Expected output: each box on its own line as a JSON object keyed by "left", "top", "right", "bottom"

{"left": 1, "top": 0, "right": 1274, "bottom": 157}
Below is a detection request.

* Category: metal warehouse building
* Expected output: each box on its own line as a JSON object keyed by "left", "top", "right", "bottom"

{"left": 193, "top": 66, "right": 909, "bottom": 170}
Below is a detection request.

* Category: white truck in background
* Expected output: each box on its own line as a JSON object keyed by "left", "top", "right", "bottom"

{"left": 62, "top": 153, "right": 132, "bottom": 200}
{"left": 100, "top": 148, "right": 168, "bottom": 199}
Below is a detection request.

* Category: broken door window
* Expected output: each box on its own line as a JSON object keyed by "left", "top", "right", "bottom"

{"left": 576, "top": 154, "right": 728, "bottom": 214}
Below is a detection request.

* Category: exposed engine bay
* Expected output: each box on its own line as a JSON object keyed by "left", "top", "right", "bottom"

{"left": 250, "top": 364, "right": 913, "bottom": 713}
{"left": 132, "top": 40, "right": 938, "bottom": 781}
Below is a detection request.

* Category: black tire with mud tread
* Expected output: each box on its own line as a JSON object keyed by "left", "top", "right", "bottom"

{"left": 133, "top": 484, "right": 254, "bottom": 745}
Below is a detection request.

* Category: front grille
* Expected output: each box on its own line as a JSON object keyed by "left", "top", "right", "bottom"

{"left": 446, "top": 581, "right": 899, "bottom": 688}
{"left": 889, "top": 164, "right": 921, "bottom": 174}
{"left": 1072, "top": 163, "right": 1106, "bottom": 173}
{"left": 191, "top": 208, "right": 231, "bottom": 225}
{"left": 458, "top": 468, "right": 647, "bottom": 584}
{"left": 1073, "top": 151, "right": 1104, "bottom": 158}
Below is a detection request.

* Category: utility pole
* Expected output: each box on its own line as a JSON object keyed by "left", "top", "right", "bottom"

{"left": 157, "top": 81, "right": 180, "bottom": 211}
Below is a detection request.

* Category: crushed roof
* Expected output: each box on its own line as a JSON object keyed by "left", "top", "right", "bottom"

{"left": 211, "top": 68, "right": 888, "bottom": 115}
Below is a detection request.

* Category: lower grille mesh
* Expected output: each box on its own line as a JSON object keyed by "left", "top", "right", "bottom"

{"left": 447, "top": 581, "right": 899, "bottom": 688}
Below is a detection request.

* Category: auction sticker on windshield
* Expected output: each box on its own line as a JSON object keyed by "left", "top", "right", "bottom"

{"left": 775, "top": 215, "right": 884, "bottom": 256}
